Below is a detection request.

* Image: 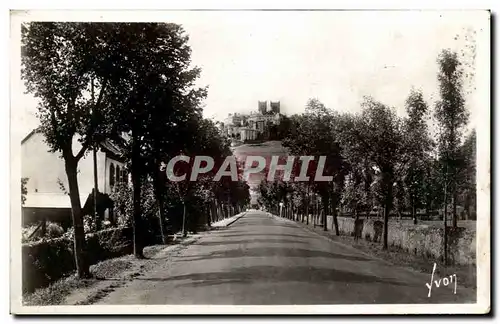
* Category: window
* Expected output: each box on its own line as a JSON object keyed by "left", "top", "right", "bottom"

{"left": 116, "top": 165, "right": 121, "bottom": 185}
{"left": 110, "top": 163, "right": 115, "bottom": 187}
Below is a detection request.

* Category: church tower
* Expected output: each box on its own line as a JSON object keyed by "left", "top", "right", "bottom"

{"left": 270, "top": 101, "right": 280, "bottom": 114}
{"left": 258, "top": 101, "right": 267, "bottom": 114}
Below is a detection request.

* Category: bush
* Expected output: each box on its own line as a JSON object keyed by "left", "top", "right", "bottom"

{"left": 22, "top": 236, "right": 74, "bottom": 293}
{"left": 110, "top": 182, "right": 162, "bottom": 241}
{"left": 46, "top": 223, "right": 65, "bottom": 238}
{"left": 22, "top": 224, "right": 42, "bottom": 243}
{"left": 22, "top": 222, "right": 65, "bottom": 243}
{"left": 22, "top": 226, "right": 133, "bottom": 294}
{"left": 110, "top": 183, "right": 134, "bottom": 227}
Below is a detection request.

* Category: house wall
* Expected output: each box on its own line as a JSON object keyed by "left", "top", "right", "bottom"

{"left": 21, "top": 132, "right": 117, "bottom": 209}
{"left": 103, "top": 156, "right": 126, "bottom": 194}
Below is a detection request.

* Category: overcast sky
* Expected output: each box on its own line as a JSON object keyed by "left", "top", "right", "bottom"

{"left": 18, "top": 10, "right": 488, "bottom": 138}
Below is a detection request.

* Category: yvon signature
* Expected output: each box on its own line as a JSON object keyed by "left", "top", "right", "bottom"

{"left": 426, "top": 263, "right": 457, "bottom": 297}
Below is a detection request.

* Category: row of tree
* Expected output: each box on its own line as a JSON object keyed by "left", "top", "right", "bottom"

{"left": 22, "top": 22, "right": 250, "bottom": 279}
{"left": 258, "top": 49, "right": 476, "bottom": 253}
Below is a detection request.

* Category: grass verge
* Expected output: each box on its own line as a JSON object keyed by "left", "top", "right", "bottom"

{"left": 288, "top": 217, "right": 476, "bottom": 290}
{"left": 22, "top": 239, "right": 192, "bottom": 306}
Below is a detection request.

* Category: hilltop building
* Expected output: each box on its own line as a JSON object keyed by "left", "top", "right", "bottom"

{"left": 223, "top": 101, "right": 281, "bottom": 142}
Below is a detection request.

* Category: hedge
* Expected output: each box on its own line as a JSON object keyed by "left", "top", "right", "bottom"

{"left": 22, "top": 226, "right": 135, "bottom": 294}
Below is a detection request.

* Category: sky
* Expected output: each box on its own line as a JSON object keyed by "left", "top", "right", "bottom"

{"left": 17, "top": 10, "right": 488, "bottom": 139}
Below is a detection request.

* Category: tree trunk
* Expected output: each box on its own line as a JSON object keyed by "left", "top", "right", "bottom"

{"left": 317, "top": 201, "right": 320, "bottom": 226}
{"left": 152, "top": 168, "right": 167, "bottom": 245}
{"left": 214, "top": 200, "right": 218, "bottom": 221}
{"left": 412, "top": 196, "right": 417, "bottom": 225}
{"left": 383, "top": 178, "right": 393, "bottom": 250}
{"left": 331, "top": 194, "right": 340, "bottom": 235}
{"left": 452, "top": 192, "right": 458, "bottom": 228}
{"left": 322, "top": 196, "right": 328, "bottom": 232}
{"left": 209, "top": 201, "right": 214, "bottom": 224}
{"left": 443, "top": 177, "right": 448, "bottom": 265}
{"left": 131, "top": 132, "right": 144, "bottom": 258}
{"left": 312, "top": 201, "right": 315, "bottom": 226}
{"left": 464, "top": 193, "right": 470, "bottom": 220}
{"left": 64, "top": 157, "right": 90, "bottom": 278}
{"left": 306, "top": 187, "right": 310, "bottom": 225}
{"left": 212, "top": 201, "right": 216, "bottom": 222}
{"left": 206, "top": 204, "right": 211, "bottom": 227}
{"left": 182, "top": 201, "right": 187, "bottom": 237}
{"left": 383, "top": 203, "right": 389, "bottom": 250}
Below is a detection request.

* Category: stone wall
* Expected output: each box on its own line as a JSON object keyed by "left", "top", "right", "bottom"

{"left": 291, "top": 214, "right": 476, "bottom": 266}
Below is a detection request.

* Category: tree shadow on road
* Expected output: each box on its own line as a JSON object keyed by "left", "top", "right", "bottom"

{"left": 224, "top": 223, "right": 302, "bottom": 230}
{"left": 215, "top": 233, "right": 314, "bottom": 240}
{"left": 134, "top": 265, "right": 409, "bottom": 289}
{"left": 193, "top": 239, "right": 303, "bottom": 247}
{"left": 173, "top": 246, "right": 371, "bottom": 262}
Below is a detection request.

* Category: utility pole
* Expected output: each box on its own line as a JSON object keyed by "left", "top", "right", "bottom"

{"left": 91, "top": 77, "right": 100, "bottom": 231}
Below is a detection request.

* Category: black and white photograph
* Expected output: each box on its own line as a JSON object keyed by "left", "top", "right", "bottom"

{"left": 9, "top": 9, "right": 490, "bottom": 315}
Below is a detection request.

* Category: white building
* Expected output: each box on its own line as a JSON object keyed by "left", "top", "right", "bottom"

{"left": 239, "top": 127, "right": 258, "bottom": 141}
{"left": 21, "top": 129, "right": 127, "bottom": 227}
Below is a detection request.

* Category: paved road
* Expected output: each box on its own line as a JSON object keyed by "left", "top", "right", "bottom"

{"left": 96, "top": 210, "right": 475, "bottom": 304}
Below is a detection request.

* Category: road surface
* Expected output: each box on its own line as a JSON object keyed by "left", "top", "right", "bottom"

{"left": 95, "top": 210, "right": 475, "bottom": 304}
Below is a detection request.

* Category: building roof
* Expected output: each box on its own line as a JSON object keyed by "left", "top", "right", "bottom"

{"left": 99, "top": 138, "right": 126, "bottom": 162}
{"left": 21, "top": 128, "right": 42, "bottom": 145}
{"left": 21, "top": 128, "right": 126, "bottom": 162}
{"left": 100, "top": 139, "right": 123, "bottom": 156}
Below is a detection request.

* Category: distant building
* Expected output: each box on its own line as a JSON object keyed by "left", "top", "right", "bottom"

{"left": 270, "top": 101, "right": 280, "bottom": 114}
{"left": 223, "top": 101, "right": 282, "bottom": 142}
{"left": 224, "top": 113, "right": 244, "bottom": 128}
{"left": 258, "top": 101, "right": 267, "bottom": 114}
{"left": 239, "top": 127, "right": 258, "bottom": 141}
